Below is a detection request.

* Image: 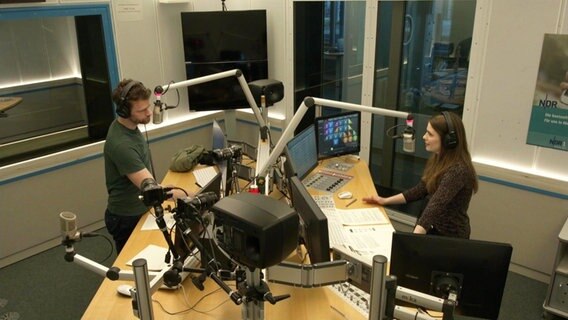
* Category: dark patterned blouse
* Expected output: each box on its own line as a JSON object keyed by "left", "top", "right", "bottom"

{"left": 402, "top": 163, "right": 475, "bottom": 239}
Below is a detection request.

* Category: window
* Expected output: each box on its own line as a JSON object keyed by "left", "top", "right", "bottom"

{"left": 294, "top": 1, "right": 366, "bottom": 133}
{"left": 293, "top": 0, "right": 477, "bottom": 219}
{"left": 0, "top": 5, "right": 119, "bottom": 166}
{"left": 370, "top": 0, "right": 476, "bottom": 217}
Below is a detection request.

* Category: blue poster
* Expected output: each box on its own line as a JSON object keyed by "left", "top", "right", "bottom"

{"left": 528, "top": 34, "right": 568, "bottom": 151}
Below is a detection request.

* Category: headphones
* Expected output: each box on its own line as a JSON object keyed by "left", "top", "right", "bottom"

{"left": 116, "top": 80, "right": 141, "bottom": 118}
{"left": 441, "top": 111, "right": 458, "bottom": 149}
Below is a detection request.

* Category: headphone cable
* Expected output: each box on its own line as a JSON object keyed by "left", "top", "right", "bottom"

{"left": 143, "top": 124, "right": 157, "bottom": 179}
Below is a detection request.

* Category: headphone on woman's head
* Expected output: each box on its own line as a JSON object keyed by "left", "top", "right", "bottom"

{"left": 441, "top": 111, "right": 458, "bottom": 149}
{"left": 116, "top": 80, "right": 141, "bottom": 118}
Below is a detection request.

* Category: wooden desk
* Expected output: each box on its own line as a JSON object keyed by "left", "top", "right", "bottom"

{"left": 83, "top": 159, "right": 388, "bottom": 320}
{"left": 0, "top": 96, "right": 22, "bottom": 116}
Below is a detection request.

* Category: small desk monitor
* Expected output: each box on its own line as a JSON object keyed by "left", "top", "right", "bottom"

{"left": 390, "top": 232, "right": 512, "bottom": 320}
{"left": 315, "top": 111, "right": 361, "bottom": 159}
{"left": 286, "top": 124, "right": 318, "bottom": 180}
{"left": 289, "top": 176, "right": 330, "bottom": 263}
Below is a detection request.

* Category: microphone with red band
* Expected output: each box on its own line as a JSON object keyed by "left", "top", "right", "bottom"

{"left": 403, "top": 114, "right": 416, "bottom": 153}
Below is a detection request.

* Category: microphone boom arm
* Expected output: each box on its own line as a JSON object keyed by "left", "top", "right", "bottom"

{"left": 154, "top": 69, "right": 266, "bottom": 129}
{"left": 256, "top": 97, "right": 411, "bottom": 178}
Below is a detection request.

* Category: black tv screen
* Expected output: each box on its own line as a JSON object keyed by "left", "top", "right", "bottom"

{"left": 181, "top": 10, "right": 268, "bottom": 111}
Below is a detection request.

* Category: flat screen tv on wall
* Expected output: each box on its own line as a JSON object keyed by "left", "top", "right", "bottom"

{"left": 181, "top": 10, "right": 268, "bottom": 111}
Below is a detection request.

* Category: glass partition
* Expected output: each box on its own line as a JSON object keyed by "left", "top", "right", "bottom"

{"left": 0, "top": 5, "right": 118, "bottom": 166}
{"left": 370, "top": 0, "right": 476, "bottom": 217}
{"left": 294, "top": 1, "right": 366, "bottom": 133}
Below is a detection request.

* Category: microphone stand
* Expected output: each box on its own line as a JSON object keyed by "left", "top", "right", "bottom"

{"left": 228, "top": 156, "right": 242, "bottom": 195}
{"left": 171, "top": 192, "right": 291, "bottom": 319}
{"left": 62, "top": 236, "right": 172, "bottom": 320}
{"left": 175, "top": 217, "right": 243, "bottom": 305}
{"left": 152, "top": 204, "right": 180, "bottom": 261}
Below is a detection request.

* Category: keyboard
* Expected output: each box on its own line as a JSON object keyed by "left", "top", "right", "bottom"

{"left": 193, "top": 166, "right": 218, "bottom": 187}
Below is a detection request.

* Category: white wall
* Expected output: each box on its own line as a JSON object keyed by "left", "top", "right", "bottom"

{"left": 463, "top": 0, "right": 568, "bottom": 281}
{"left": 111, "top": 0, "right": 289, "bottom": 121}
{"left": 465, "top": 0, "right": 568, "bottom": 182}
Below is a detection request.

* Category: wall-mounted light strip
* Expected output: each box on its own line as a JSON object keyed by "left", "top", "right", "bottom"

{"left": 0, "top": 75, "right": 82, "bottom": 91}
{"left": 474, "top": 157, "right": 567, "bottom": 183}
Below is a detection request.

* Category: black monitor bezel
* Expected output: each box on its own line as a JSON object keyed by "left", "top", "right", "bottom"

{"left": 286, "top": 124, "right": 318, "bottom": 180}
{"left": 390, "top": 232, "right": 512, "bottom": 320}
{"left": 315, "top": 111, "right": 361, "bottom": 159}
{"left": 289, "top": 176, "right": 330, "bottom": 264}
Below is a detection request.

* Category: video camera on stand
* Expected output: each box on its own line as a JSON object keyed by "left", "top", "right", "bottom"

{"left": 198, "top": 145, "right": 244, "bottom": 196}
{"left": 199, "top": 145, "right": 243, "bottom": 166}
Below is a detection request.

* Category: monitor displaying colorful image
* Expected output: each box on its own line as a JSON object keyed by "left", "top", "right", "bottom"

{"left": 315, "top": 111, "right": 361, "bottom": 159}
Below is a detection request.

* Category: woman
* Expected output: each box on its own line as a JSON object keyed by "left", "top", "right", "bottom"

{"left": 363, "top": 112, "right": 478, "bottom": 238}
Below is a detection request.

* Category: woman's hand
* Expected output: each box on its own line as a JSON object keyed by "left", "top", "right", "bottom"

{"left": 362, "top": 195, "right": 388, "bottom": 206}
{"left": 413, "top": 225, "right": 427, "bottom": 234}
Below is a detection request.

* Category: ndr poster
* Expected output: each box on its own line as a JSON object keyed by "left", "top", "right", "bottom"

{"left": 528, "top": 34, "right": 568, "bottom": 151}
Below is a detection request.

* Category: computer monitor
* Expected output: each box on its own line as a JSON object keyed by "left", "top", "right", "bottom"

{"left": 390, "top": 232, "right": 513, "bottom": 320}
{"left": 196, "top": 169, "right": 222, "bottom": 199}
{"left": 315, "top": 111, "right": 361, "bottom": 159}
{"left": 286, "top": 124, "right": 318, "bottom": 180}
{"left": 289, "top": 176, "right": 330, "bottom": 264}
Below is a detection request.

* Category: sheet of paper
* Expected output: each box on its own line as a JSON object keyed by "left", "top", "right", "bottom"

{"left": 322, "top": 207, "right": 340, "bottom": 222}
{"left": 328, "top": 220, "right": 349, "bottom": 248}
{"left": 336, "top": 207, "right": 389, "bottom": 225}
{"left": 344, "top": 224, "right": 395, "bottom": 259}
{"left": 126, "top": 244, "right": 168, "bottom": 271}
{"left": 141, "top": 213, "right": 175, "bottom": 231}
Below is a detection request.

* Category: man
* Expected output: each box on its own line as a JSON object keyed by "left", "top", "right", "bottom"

{"left": 103, "top": 79, "right": 159, "bottom": 253}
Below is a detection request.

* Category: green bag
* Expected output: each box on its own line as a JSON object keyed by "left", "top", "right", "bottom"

{"left": 169, "top": 145, "right": 206, "bottom": 172}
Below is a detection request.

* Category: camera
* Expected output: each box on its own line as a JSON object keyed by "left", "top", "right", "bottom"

{"left": 175, "top": 192, "right": 219, "bottom": 220}
{"left": 200, "top": 145, "right": 243, "bottom": 165}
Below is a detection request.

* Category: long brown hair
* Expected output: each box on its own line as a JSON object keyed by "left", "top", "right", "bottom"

{"left": 422, "top": 112, "right": 478, "bottom": 194}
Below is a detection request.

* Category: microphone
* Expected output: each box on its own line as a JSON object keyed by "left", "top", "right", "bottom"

{"left": 153, "top": 87, "right": 164, "bottom": 125}
{"left": 403, "top": 115, "right": 416, "bottom": 153}
{"left": 153, "top": 103, "right": 163, "bottom": 125}
{"left": 59, "top": 211, "right": 80, "bottom": 241}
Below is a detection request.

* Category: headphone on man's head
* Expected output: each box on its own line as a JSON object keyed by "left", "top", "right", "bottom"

{"left": 116, "top": 80, "right": 141, "bottom": 118}
{"left": 441, "top": 111, "right": 458, "bottom": 149}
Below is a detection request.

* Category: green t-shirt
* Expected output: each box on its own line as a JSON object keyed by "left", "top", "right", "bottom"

{"left": 104, "top": 120, "right": 151, "bottom": 216}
